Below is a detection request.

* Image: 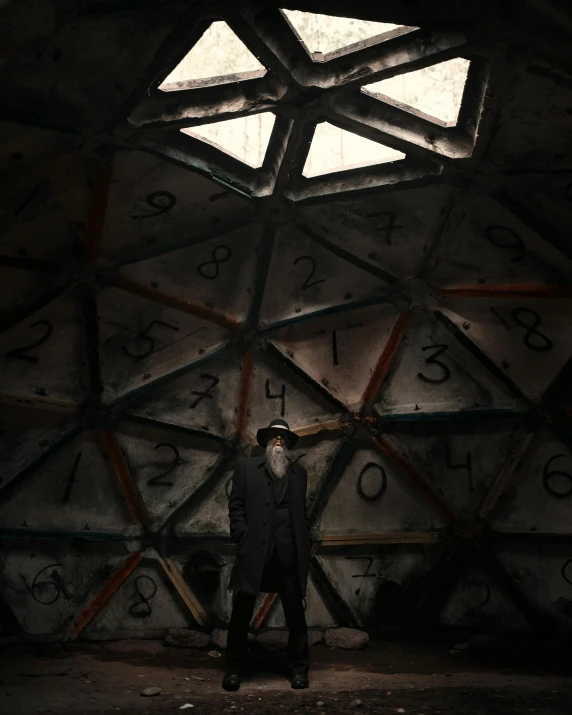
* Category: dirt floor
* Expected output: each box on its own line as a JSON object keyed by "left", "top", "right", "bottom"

{"left": 1, "top": 636, "right": 571, "bottom": 715}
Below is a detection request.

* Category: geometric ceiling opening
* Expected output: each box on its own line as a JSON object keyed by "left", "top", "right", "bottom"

{"left": 302, "top": 122, "right": 406, "bottom": 178}
{"left": 362, "top": 58, "right": 470, "bottom": 126}
{"left": 158, "top": 21, "right": 266, "bottom": 91}
{"left": 2, "top": 0, "right": 572, "bottom": 645}
{"left": 180, "top": 113, "right": 276, "bottom": 168}
{"left": 281, "top": 9, "right": 415, "bottom": 59}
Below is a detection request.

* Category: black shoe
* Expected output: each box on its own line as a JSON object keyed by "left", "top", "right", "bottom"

{"left": 222, "top": 672, "right": 241, "bottom": 691}
{"left": 291, "top": 673, "right": 309, "bottom": 689}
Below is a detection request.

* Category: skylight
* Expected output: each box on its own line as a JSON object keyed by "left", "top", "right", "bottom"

{"left": 180, "top": 113, "right": 276, "bottom": 168}
{"left": 159, "top": 21, "right": 266, "bottom": 91}
{"left": 362, "top": 58, "right": 470, "bottom": 126}
{"left": 303, "top": 122, "right": 405, "bottom": 178}
{"left": 282, "top": 9, "right": 413, "bottom": 59}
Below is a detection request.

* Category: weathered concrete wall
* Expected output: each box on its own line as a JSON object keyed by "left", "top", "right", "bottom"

{"left": 1, "top": 0, "right": 572, "bottom": 641}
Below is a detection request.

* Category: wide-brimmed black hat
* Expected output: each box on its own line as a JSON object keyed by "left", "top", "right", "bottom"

{"left": 256, "top": 418, "right": 298, "bottom": 449}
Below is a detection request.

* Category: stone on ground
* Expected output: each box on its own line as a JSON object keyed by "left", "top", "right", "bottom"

{"left": 256, "top": 631, "right": 289, "bottom": 651}
{"left": 325, "top": 627, "right": 369, "bottom": 649}
{"left": 164, "top": 629, "right": 211, "bottom": 648}
{"left": 141, "top": 686, "right": 162, "bottom": 697}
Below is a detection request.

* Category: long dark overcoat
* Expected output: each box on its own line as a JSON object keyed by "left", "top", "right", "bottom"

{"left": 227, "top": 455, "right": 312, "bottom": 597}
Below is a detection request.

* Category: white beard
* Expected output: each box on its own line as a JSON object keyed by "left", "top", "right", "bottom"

{"left": 266, "top": 442, "right": 289, "bottom": 478}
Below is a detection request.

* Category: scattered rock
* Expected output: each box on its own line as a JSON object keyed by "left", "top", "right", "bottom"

{"left": 211, "top": 629, "right": 228, "bottom": 650}
{"left": 466, "top": 633, "right": 507, "bottom": 652}
{"left": 452, "top": 642, "right": 468, "bottom": 652}
{"left": 257, "top": 631, "right": 289, "bottom": 651}
{"left": 165, "top": 629, "right": 211, "bottom": 649}
{"left": 324, "top": 627, "right": 369, "bottom": 650}
{"left": 308, "top": 630, "right": 324, "bottom": 647}
{"left": 141, "top": 687, "right": 161, "bottom": 697}
{"left": 316, "top": 701, "right": 324, "bottom": 706}
{"left": 350, "top": 699, "right": 362, "bottom": 707}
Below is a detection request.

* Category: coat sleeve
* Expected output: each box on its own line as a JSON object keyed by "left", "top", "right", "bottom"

{"left": 228, "top": 459, "right": 248, "bottom": 545}
{"left": 302, "top": 466, "right": 310, "bottom": 533}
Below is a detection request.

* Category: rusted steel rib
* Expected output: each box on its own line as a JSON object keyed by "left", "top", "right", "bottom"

{"left": 237, "top": 349, "right": 253, "bottom": 438}
{"left": 373, "top": 436, "right": 457, "bottom": 523}
{"left": 252, "top": 593, "right": 278, "bottom": 629}
{"left": 361, "top": 312, "right": 409, "bottom": 407}
{"left": 318, "top": 532, "right": 440, "bottom": 545}
{"left": 441, "top": 284, "right": 572, "bottom": 299}
{"left": 114, "top": 277, "right": 238, "bottom": 331}
{"left": 99, "top": 429, "right": 147, "bottom": 525}
{"left": 65, "top": 550, "right": 142, "bottom": 641}
{"left": 157, "top": 553, "right": 211, "bottom": 628}
{"left": 293, "top": 419, "right": 344, "bottom": 438}
{"left": 478, "top": 430, "right": 535, "bottom": 521}
{"left": 0, "top": 394, "right": 78, "bottom": 412}
{"left": 84, "top": 162, "right": 113, "bottom": 263}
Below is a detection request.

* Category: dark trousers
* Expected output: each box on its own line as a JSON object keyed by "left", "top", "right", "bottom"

{"left": 226, "top": 546, "right": 309, "bottom": 677}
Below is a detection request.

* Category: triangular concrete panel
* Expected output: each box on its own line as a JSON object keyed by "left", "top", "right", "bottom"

{"left": 100, "top": 150, "right": 252, "bottom": 259}
{"left": 245, "top": 350, "right": 342, "bottom": 437}
{"left": 440, "top": 566, "right": 528, "bottom": 631}
{"left": 489, "top": 428, "right": 572, "bottom": 534}
{"left": 440, "top": 296, "right": 572, "bottom": 400}
{"left": 83, "top": 558, "right": 195, "bottom": 637}
{"left": 0, "top": 294, "right": 86, "bottom": 407}
{"left": 270, "top": 303, "right": 400, "bottom": 411}
{"left": 0, "top": 430, "right": 133, "bottom": 534}
{"left": 259, "top": 225, "right": 391, "bottom": 327}
{"left": 0, "top": 541, "right": 128, "bottom": 636}
{"left": 318, "top": 545, "right": 443, "bottom": 628}
{"left": 98, "top": 286, "right": 229, "bottom": 404}
{"left": 114, "top": 421, "right": 224, "bottom": 530}
{"left": 298, "top": 184, "right": 456, "bottom": 280}
{"left": 318, "top": 443, "right": 446, "bottom": 535}
{"left": 376, "top": 309, "right": 525, "bottom": 416}
{"left": 385, "top": 418, "right": 527, "bottom": 521}
{"left": 427, "top": 194, "right": 572, "bottom": 289}
{"left": 126, "top": 348, "right": 245, "bottom": 440}
{"left": 119, "top": 224, "right": 262, "bottom": 323}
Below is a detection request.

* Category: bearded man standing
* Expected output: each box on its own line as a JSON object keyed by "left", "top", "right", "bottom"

{"left": 223, "top": 419, "right": 312, "bottom": 691}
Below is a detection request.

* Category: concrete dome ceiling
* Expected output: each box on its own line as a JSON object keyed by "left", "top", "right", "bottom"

{"left": 1, "top": 0, "right": 572, "bottom": 640}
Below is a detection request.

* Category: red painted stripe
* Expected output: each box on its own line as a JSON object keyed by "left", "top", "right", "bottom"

{"left": 84, "top": 162, "right": 113, "bottom": 263}
{"left": 114, "top": 277, "right": 239, "bottom": 331}
{"left": 373, "top": 436, "right": 457, "bottom": 523}
{"left": 361, "top": 312, "right": 409, "bottom": 407}
{"left": 237, "top": 349, "right": 253, "bottom": 438}
{"left": 100, "top": 429, "right": 147, "bottom": 525}
{"left": 66, "top": 550, "right": 142, "bottom": 641}
{"left": 441, "top": 284, "right": 572, "bottom": 299}
{"left": 252, "top": 593, "right": 277, "bottom": 629}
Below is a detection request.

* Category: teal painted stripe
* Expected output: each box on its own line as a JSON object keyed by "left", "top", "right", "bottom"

{"left": 0, "top": 528, "right": 126, "bottom": 542}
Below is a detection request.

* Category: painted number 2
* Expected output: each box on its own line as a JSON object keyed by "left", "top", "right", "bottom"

{"left": 147, "top": 443, "right": 180, "bottom": 487}
{"left": 293, "top": 256, "right": 325, "bottom": 290}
